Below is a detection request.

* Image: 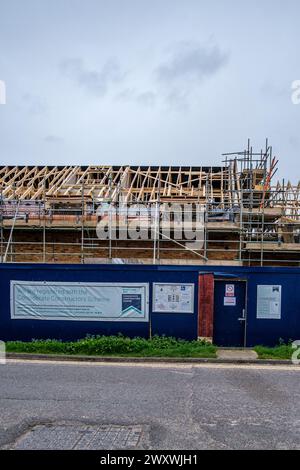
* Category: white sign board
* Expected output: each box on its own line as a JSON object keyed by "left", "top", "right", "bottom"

{"left": 153, "top": 283, "right": 194, "bottom": 313}
{"left": 225, "top": 284, "right": 235, "bottom": 297}
{"left": 224, "top": 297, "right": 236, "bottom": 306}
{"left": 10, "top": 281, "right": 149, "bottom": 322}
{"left": 257, "top": 285, "right": 281, "bottom": 320}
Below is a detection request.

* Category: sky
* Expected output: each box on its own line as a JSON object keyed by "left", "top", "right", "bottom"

{"left": 0, "top": 0, "right": 299, "bottom": 181}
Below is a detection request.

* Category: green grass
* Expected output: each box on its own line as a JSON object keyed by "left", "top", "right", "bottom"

{"left": 6, "top": 335, "right": 217, "bottom": 358}
{"left": 254, "top": 344, "right": 293, "bottom": 360}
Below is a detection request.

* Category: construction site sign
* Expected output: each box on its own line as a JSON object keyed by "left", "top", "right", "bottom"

{"left": 257, "top": 285, "right": 282, "bottom": 320}
{"left": 152, "top": 283, "right": 194, "bottom": 313}
{"left": 225, "top": 284, "right": 235, "bottom": 297}
{"left": 10, "top": 281, "right": 149, "bottom": 322}
{"left": 224, "top": 297, "right": 236, "bottom": 307}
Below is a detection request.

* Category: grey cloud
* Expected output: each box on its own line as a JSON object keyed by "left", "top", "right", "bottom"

{"left": 60, "top": 58, "right": 124, "bottom": 95}
{"left": 260, "top": 80, "right": 287, "bottom": 99}
{"left": 164, "top": 89, "right": 189, "bottom": 112}
{"left": 154, "top": 42, "right": 229, "bottom": 110}
{"left": 115, "top": 88, "right": 136, "bottom": 101}
{"left": 156, "top": 42, "right": 229, "bottom": 83}
{"left": 44, "top": 135, "right": 63, "bottom": 144}
{"left": 289, "top": 135, "right": 299, "bottom": 149}
{"left": 22, "top": 93, "right": 47, "bottom": 115}
{"left": 136, "top": 91, "right": 156, "bottom": 107}
{"left": 115, "top": 88, "right": 157, "bottom": 107}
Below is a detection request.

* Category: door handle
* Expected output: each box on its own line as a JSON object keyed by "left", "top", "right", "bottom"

{"left": 238, "top": 309, "right": 246, "bottom": 321}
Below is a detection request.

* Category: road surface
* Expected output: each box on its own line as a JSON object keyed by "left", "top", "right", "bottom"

{"left": 0, "top": 360, "right": 300, "bottom": 450}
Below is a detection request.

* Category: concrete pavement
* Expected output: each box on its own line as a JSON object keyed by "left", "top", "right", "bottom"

{"left": 0, "top": 359, "right": 300, "bottom": 450}
{"left": 217, "top": 348, "right": 258, "bottom": 360}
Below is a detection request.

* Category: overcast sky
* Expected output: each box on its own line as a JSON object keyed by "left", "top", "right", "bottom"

{"left": 0, "top": 0, "right": 299, "bottom": 180}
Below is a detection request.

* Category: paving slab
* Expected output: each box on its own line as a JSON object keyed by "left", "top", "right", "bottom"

{"left": 217, "top": 349, "right": 258, "bottom": 361}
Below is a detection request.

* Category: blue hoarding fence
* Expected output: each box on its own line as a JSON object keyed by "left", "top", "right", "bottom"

{"left": 0, "top": 263, "right": 299, "bottom": 347}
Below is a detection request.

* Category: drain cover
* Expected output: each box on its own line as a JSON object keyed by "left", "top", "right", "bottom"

{"left": 12, "top": 423, "right": 144, "bottom": 450}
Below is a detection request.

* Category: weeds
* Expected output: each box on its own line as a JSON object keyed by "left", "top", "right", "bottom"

{"left": 6, "top": 334, "right": 217, "bottom": 358}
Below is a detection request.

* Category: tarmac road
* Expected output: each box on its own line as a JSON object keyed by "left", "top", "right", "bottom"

{"left": 0, "top": 360, "right": 300, "bottom": 450}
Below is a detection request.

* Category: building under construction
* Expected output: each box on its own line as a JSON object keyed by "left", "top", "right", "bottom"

{"left": 1, "top": 140, "right": 299, "bottom": 266}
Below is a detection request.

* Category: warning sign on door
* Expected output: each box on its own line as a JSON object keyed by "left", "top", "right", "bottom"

{"left": 225, "top": 284, "right": 235, "bottom": 297}
{"left": 224, "top": 297, "right": 236, "bottom": 306}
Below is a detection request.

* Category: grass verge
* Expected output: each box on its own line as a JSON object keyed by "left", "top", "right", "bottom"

{"left": 6, "top": 335, "right": 217, "bottom": 358}
{"left": 254, "top": 344, "right": 293, "bottom": 360}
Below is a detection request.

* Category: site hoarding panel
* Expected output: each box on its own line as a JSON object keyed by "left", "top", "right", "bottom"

{"left": 257, "top": 285, "right": 282, "bottom": 320}
{"left": 152, "top": 283, "right": 194, "bottom": 313}
{"left": 10, "top": 281, "right": 149, "bottom": 322}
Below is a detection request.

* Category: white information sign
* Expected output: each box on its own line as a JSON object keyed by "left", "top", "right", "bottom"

{"left": 257, "top": 285, "right": 282, "bottom": 320}
{"left": 10, "top": 281, "right": 149, "bottom": 322}
{"left": 224, "top": 297, "right": 236, "bottom": 306}
{"left": 153, "top": 283, "right": 194, "bottom": 313}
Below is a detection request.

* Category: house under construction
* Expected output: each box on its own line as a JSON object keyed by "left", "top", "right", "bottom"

{"left": 1, "top": 140, "right": 299, "bottom": 266}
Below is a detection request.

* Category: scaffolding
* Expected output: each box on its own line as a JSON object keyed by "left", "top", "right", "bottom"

{"left": 0, "top": 140, "right": 299, "bottom": 266}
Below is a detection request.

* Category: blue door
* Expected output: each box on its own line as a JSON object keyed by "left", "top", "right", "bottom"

{"left": 213, "top": 280, "right": 246, "bottom": 347}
